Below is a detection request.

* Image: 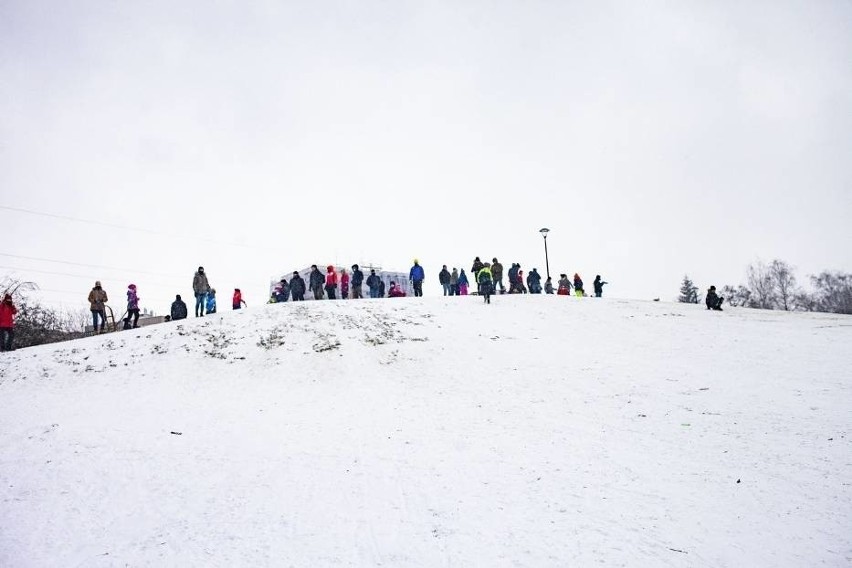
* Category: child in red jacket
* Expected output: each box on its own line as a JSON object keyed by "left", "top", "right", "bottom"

{"left": 0, "top": 293, "right": 18, "bottom": 351}
{"left": 232, "top": 288, "right": 247, "bottom": 310}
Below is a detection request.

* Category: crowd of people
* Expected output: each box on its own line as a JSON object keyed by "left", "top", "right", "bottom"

{"left": 0, "top": 257, "right": 734, "bottom": 351}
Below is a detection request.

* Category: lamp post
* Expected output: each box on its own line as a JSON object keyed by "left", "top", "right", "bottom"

{"left": 539, "top": 228, "right": 550, "bottom": 279}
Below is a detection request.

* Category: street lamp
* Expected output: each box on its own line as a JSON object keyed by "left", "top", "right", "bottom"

{"left": 539, "top": 228, "right": 550, "bottom": 279}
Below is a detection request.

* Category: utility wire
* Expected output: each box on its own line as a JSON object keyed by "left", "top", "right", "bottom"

{"left": 0, "top": 204, "right": 275, "bottom": 251}
{"left": 0, "top": 252, "right": 184, "bottom": 280}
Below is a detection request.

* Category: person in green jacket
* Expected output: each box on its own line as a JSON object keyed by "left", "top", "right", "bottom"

{"left": 477, "top": 264, "right": 494, "bottom": 304}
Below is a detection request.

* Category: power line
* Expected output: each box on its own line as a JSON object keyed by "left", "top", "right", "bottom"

{"left": 0, "top": 252, "right": 183, "bottom": 279}
{"left": 0, "top": 204, "right": 276, "bottom": 252}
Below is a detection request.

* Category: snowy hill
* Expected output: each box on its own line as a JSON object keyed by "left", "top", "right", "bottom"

{"left": 1, "top": 296, "right": 850, "bottom": 567}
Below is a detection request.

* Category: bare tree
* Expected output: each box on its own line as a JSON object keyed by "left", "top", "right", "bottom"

{"left": 721, "top": 284, "right": 752, "bottom": 307}
{"left": 746, "top": 260, "right": 777, "bottom": 310}
{"left": 809, "top": 271, "right": 852, "bottom": 315}
{"left": 768, "top": 259, "right": 799, "bottom": 311}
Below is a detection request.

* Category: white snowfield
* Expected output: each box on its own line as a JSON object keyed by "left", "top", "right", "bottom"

{"left": 1, "top": 296, "right": 850, "bottom": 567}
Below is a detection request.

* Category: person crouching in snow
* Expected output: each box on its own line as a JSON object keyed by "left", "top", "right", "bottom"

{"left": 232, "top": 288, "right": 246, "bottom": 310}
{"left": 706, "top": 285, "right": 724, "bottom": 311}
{"left": 325, "top": 265, "right": 338, "bottom": 300}
{"left": 206, "top": 288, "right": 217, "bottom": 313}
{"left": 388, "top": 281, "right": 406, "bottom": 297}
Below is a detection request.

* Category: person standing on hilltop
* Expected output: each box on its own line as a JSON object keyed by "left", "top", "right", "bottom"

{"left": 409, "top": 259, "right": 425, "bottom": 297}
{"left": 88, "top": 280, "right": 109, "bottom": 333}
{"left": 449, "top": 268, "right": 459, "bottom": 296}
{"left": 573, "top": 273, "right": 585, "bottom": 297}
{"left": 350, "top": 264, "right": 364, "bottom": 299}
{"left": 340, "top": 267, "right": 350, "bottom": 299}
{"left": 457, "top": 269, "right": 470, "bottom": 296}
{"left": 290, "top": 271, "right": 306, "bottom": 301}
{"left": 193, "top": 266, "right": 210, "bottom": 317}
{"left": 325, "top": 265, "right": 338, "bottom": 300}
{"left": 439, "top": 265, "right": 451, "bottom": 296}
{"left": 593, "top": 275, "right": 608, "bottom": 298}
{"left": 309, "top": 265, "right": 325, "bottom": 300}
{"left": 0, "top": 293, "right": 18, "bottom": 351}
{"left": 366, "top": 269, "right": 381, "bottom": 298}
{"left": 478, "top": 263, "right": 494, "bottom": 304}
{"left": 491, "top": 258, "right": 504, "bottom": 294}
{"left": 126, "top": 284, "right": 140, "bottom": 328}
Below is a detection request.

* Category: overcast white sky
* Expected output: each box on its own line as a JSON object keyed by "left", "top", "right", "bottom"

{"left": 1, "top": 0, "right": 850, "bottom": 315}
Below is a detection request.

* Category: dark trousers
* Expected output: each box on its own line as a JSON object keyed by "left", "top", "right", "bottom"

{"left": 352, "top": 286, "right": 362, "bottom": 299}
{"left": 413, "top": 280, "right": 423, "bottom": 297}
{"left": 312, "top": 286, "right": 324, "bottom": 300}
{"left": 0, "top": 327, "right": 13, "bottom": 351}
{"left": 128, "top": 309, "right": 140, "bottom": 327}
{"left": 326, "top": 286, "right": 337, "bottom": 300}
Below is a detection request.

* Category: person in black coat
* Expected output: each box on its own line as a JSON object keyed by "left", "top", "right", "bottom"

{"left": 593, "top": 275, "right": 608, "bottom": 297}
{"left": 308, "top": 265, "right": 325, "bottom": 300}
{"left": 170, "top": 295, "right": 188, "bottom": 320}
{"left": 290, "top": 271, "right": 306, "bottom": 301}
{"left": 351, "top": 264, "right": 364, "bottom": 299}
{"left": 706, "top": 286, "right": 724, "bottom": 310}
{"left": 366, "top": 270, "right": 382, "bottom": 298}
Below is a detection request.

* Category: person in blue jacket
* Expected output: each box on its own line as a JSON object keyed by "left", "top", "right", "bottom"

{"left": 409, "top": 259, "right": 425, "bottom": 297}
{"left": 206, "top": 288, "right": 217, "bottom": 313}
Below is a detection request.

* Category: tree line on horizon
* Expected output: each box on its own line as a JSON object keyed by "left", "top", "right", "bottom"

{"left": 678, "top": 259, "right": 852, "bottom": 315}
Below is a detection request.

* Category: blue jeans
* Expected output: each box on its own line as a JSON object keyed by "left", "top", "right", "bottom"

{"left": 442, "top": 283, "right": 451, "bottom": 296}
{"left": 91, "top": 309, "right": 105, "bottom": 331}
{"left": 195, "top": 293, "right": 206, "bottom": 316}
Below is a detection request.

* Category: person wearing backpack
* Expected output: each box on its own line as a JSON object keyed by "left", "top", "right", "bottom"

{"left": 477, "top": 263, "right": 494, "bottom": 304}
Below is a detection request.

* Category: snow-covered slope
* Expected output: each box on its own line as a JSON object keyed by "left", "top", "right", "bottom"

{"left": 1, "top": 296, "right": 850, "bottom": 567}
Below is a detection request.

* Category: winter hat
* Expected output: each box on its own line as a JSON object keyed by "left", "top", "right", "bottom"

{"left": 128, "top": 283, "right": 136, "bottom": 289}
{"left": 327, "top": 265, "right": 334, "bottom": 271}
{"left": 3, "top": 293, "right": 11, "bottom": 302}
{"left": 95, "top": 280, "right": 102, "bottom": 287}
{"left": 710, "top": 285, "right": 716, "bottom": 291}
